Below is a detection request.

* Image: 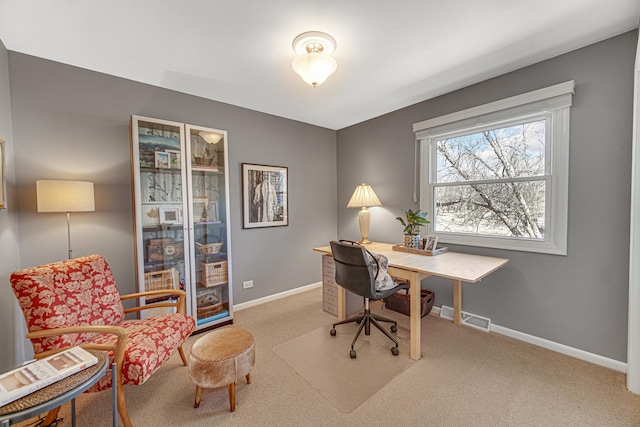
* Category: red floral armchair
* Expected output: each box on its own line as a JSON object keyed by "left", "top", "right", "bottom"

{"left": 10, "top": 254, "right": 196, "bottom": 427}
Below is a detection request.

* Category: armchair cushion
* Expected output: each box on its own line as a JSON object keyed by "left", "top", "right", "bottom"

{"left": 88, "top": 314, "right": 195, "bottom": 390}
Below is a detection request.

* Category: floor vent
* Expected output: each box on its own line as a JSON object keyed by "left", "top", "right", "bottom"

{"left": 440, "top": 305, "right": 492, "bottom": 332}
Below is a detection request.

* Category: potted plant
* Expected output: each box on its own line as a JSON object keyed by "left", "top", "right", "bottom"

{"left": 396, "top": 209, "right": 430, "bottom": 248}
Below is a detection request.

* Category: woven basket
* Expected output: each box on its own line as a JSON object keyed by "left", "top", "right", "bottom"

{"left": 383, "top": 288, "right": 434, "bottom": 318}
{"left": 197, "top": 260, "right": 228, "bottom": 287}
{"left": 196, "top": 242, "right": 222, "bottom": 255}
{"left": 197, "top": 302, "right": 223, "bottom": 319}
{"left": 144, "top": 269, "right": 176, "bottom": 292}
{"left": 192, "top": 156, "right": 213, "bottom": 166}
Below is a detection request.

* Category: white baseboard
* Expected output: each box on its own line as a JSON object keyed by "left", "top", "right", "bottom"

{"left": 432, "top": 305, "right": 625, "bottom": 372}
{"left": 233, "top": 282, "right": 322, "bottom": 312}
{"left": 490, "top": 323, "right": 627, "bottom": 373}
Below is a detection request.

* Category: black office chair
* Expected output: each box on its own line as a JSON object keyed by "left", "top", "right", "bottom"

{"left": 329, "top": 240, "right": 409, "bottom": 358}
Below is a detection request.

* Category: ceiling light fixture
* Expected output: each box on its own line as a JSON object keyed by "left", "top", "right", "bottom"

{"left": 291, "top": 31, "right": 337, "bottom": 88}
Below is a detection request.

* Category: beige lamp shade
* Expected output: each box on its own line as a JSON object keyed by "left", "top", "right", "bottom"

{"left": 347, "top": 183, "right": 381, "bottom": 244}
{"left": 36, "top": 180, "right": 95, "bottom": 213}
{"left": 346, "top": 184, "right": 381, "bottom": 208}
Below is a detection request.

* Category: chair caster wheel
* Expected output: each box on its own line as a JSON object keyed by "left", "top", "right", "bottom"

{"left": 391, "top": 347, "right": 399, "bottom": 356}
{"left": 350, "top": 350, "right": 357, "bottom": 359}
{"left": 330, "top": 328, "right": 337, "bottom": 336}
{"left": 391, "top": 325, "right": 397, "bottom": 333}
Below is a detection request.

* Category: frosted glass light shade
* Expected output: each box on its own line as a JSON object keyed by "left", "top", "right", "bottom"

{"left": 37, "top": 180, "right": 95, "bottom": 212}
{"left": 292, "top": 53, "right": 338, "bottom": 87}
{"left": 199, "top": 132, "right": 223, "bottom": 144}
{"left": 347, "top": 184, "right": 381, "bottom": 208}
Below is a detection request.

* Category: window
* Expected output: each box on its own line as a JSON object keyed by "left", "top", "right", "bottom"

{"left": 414, "top": 81, "right": 574, "bottom": 255}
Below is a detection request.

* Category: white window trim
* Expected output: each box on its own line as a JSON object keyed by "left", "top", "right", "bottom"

{"left": 414, "top": 81, "right": 574, "bottom": 255}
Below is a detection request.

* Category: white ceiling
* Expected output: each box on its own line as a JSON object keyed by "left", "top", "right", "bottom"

{"left": 0, "top": 1, "right": 638, "bottom": 130}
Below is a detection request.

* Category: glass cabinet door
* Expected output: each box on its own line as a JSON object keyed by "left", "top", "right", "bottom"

{"left": 131, "top": 116, "right": 190, "bottom": 316}
{"left": 185, "top": 125, "right": 232, "bottom": 328}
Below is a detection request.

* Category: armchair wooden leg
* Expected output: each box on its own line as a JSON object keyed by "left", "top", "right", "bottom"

{"left": 178, "top": 345, "right": 188, "bottom": 366}
{"left": 42, "top": 406, "right": 61, "bottom": 426}
{"left": 116, "top": 376, "right": 133, "bottom": 427}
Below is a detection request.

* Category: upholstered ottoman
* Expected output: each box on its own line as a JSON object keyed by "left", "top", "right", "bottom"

{"left": 188, "top": 326, "right": 255, "bottom": 411}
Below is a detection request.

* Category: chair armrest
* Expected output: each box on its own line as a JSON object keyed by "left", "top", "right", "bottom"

{"left": 26, "top": 325, "right": 129, "bottom": 367}
{"left": 120, "top": 289, "right": 188, "bottom": 315}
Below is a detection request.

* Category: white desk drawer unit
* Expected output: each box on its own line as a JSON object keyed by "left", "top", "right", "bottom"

{"left": 322, "top": 255, "right": 338, "bottom": 315}
{"left": 322, "top": 255, "right": 363, "bottom": 316}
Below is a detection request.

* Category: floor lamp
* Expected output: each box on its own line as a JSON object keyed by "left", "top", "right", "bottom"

{"left": 347, "top": 183, "right": 382, "bottom": 244}
{"left": 36, "top": 180, "right": 95, "bottom": 259}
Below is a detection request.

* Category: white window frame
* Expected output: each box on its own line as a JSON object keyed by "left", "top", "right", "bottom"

{"left": 413, "top": 81, "right": 574, "bottom": 255}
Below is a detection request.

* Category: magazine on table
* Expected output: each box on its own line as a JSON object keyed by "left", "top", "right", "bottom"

{"left": 0, "top": 346, "right": 99, "bottom": 407}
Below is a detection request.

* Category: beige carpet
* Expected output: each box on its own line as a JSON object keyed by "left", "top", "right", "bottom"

{"left": 11, "top": 287, "right": 640, "bottom": 426}
{"left": 273, "top": 319, "right": 415, "bottom": 413}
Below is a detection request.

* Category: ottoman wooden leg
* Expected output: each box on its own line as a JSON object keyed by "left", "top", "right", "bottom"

{"left": 228, "top": 382, "right": 236, "bottom": 412}
{"left": 246, "top": 373, "right": 251, "bottom": 384}
{"left": 194, "top": 385, "right": 203, "bottom": 408}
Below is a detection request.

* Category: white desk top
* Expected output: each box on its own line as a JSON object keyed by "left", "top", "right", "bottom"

{"left": 314, "top": 242, "right": 509, "bottom": 283}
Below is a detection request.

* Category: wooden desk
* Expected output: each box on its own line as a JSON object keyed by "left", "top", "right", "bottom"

{"left": 314, "top": 242, "right": 509, "bottom": 360}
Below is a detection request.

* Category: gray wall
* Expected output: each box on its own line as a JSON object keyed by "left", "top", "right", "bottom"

{"left": 337, "top": 30, "right": 637, "bottom": 362}
{"left": 0, "top": 39, "right": 21, "bottom": 372}
{"left": 7, "top": 53, "right": 337, "bottom": 315}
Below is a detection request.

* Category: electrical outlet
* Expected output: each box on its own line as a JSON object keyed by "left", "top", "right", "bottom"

{"left": 243, "top": 280, "right": 254, "bottom": 289}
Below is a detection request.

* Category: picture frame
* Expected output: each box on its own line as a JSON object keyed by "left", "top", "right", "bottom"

{"left": 242, "top": 163, "right": 288, "bottom": 228}
{"left": 208, "top": 201, "right": 219, "bottom": 222}
{"left": 141, "top": 204, "right": 160, "bottom": 226}
{"left": 0, "top": 137, "right": 5, "bottom": 209}
{"left": 159, "top": 205, "right": 181, "bottom": 224}
{"left": 425, "top": 236, "right": 439, "bottom": 251}
{"left": 165, "top": 149, "right": 181, "bottom": 169}
{"left": 192, "top": 197, "right": 209, "bottom": 222}
{"left": 155, "top": 151, "right": 170, "bottom": 169}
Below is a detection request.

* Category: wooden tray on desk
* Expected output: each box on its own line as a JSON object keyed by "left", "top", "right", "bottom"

{"left": 391, "top": 245, "right": 448, "bottom": 256}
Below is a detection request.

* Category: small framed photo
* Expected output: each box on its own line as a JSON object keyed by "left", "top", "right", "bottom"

{"left": 242, "top": 163, "right": 288, "bottom": 229}
{"left": 165, "top": 150, "right": 181, "bottom": 169}
{"left": 141, "top": 204, "right": 160, "bottom": 226}
{"left": 192, "top": 197, "right": 208, "bottom": 222}
{"left": 425, "top": 236, "right": 439, "bottom": 251}
{"left": 209, "top": 201, "right": 219, "bottom": 222}
{"left": 159, "top": 205, "right": 181, "bottom": 224}
{"left": 155, "top": 151, "right": 170, "bottom": 169}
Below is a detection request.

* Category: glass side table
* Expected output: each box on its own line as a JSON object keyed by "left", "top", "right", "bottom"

{"left": 0, "top": 350, "right": 115, "bottom": 427}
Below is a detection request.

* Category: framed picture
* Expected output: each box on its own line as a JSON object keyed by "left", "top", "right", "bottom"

{"left": 141, "top": 204, "right": 160, "bottom": 226}
{"left": 208, "top": 201, "right": 219, "bottom": 222}
{"left": 165, "top": 149, "right": 181, "bottom": 169}
{"left": 425, "top": 236, "right": 439, "bottom": 251}
{"left": 159, "top": 205, "right": 181, "bottom": 224}
{"left": 0, "top": 137, "right": 5, "bottom": 209}
{"left": 155, "top": 151, "right": 170, "bottom": 169}
{"left": 242, "top": 163, "right": 288, "bottom": 228}
{"left": 192, "top": 197, "right": 208, "bottom": 222}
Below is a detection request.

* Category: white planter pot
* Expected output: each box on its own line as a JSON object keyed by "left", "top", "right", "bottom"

{"left": 403, "top": 234, "right": 421, "bottom": 249}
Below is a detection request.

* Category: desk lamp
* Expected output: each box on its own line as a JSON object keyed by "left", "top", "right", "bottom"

{"left": 347, "top": 183, "right": 381, "bottom": 244}
{"left": 37, "top": 180, "right": 95, "bottom": 259}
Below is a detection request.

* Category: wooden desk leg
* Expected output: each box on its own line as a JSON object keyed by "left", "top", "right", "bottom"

{"left": 409, "top": 272, "right": 422, "bottom": 360}
{"left": 453, "top": 279, "right": 462, "bottom": 326}
{"left": 337, "top": 286, "right": 346, "bottom": 321}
